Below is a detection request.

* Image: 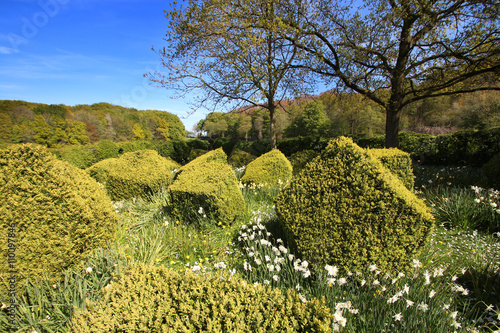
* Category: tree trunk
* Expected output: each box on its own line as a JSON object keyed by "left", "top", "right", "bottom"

{"left": 385, "top": 108, "right": 400, "bottom": 148}
{"left": 269, "top": 103, "right": 277, "bottom": 149}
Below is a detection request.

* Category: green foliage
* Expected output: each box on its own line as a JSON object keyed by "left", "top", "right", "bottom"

{"left": 187, "top": 148, "right": 209, "bottom": 162}
{"left": 55, "top": 144, "right": 97, "bottom": 169}
{"left": 241, "top": 149, "right": 292, "bottom": 187}
{"left": 169, "top": 159, "right": 245, "bottom": 226}
{"left": 228, "top": 148, "right": 256, "bottom": 168}
{"left": 285, "top": 100, "right": 330, "bottom": 137}
{"left": 186, "top": 138, "right": 210, "bottom": 150}
{"left": 274, "top": 137, "right": 434, "bottom": 274}
{"left": 86, "top": 158, "right": 119, "bottom": 185}
{"left": 0, "top": 144, "right": 118, "bottom": 294}
{"left": 102, "top": 150, "right": 180, "bottom": 201}
{"left": 71, "top": 263, "right": 332, "bottom": 333}
{"left": 177, "top": 147, "right": 228, "bottom": 175}
{"left": 277, "top": 136, "right": 330, "bottom": 157}
{"left": 367, "top": 148, "right": 415, "bottom": 191}
{"left": 94, "top": 140, "right": 119, "bottom": 161}
{"left": 483, "top": 152, "right": 500, "bottom": 190}
{"left": 288, "top": 149, "right": 320, "bottom": 176}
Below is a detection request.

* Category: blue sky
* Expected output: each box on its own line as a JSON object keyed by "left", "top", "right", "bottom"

{"left": 0, "top": 0, "right": 204, "bottom": 131}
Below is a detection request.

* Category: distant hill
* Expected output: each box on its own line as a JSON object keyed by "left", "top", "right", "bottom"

{"left": 0, "top": 100, "right": 185, "bottom": 147}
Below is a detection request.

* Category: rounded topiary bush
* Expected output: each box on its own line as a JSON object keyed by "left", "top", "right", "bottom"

{"left": 228, "top": 148, "right": 256, "bottom": 168}
{"left": 288, "top": 149, "right": 320, "bottom": 176}
{"left": 103, "top": 149, "right": 180, "bottom": 201}
{"left": 240, "top": 149, "right": 292, "bottom": 187}
{"left": 0, "top": 144, "right": 118, "bottom": 292}
{"left": 275, "top": 137, "right": 434, "bottom": 274}
{"left": 169, "top": 160, "right": 245, "bottom": 226}
{"left": 483, "top": 152, "right": 500, "bottom": 190}
{"left": 71, "top": 263, "right": 332, "bottom": 333}
{"left": 86, "top": 157, "right": 119, "bottom": 185}
{"left": 187, "top": 148, "right": 209, "bottom": 163}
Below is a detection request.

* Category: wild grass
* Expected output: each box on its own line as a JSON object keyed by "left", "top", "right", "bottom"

{"left": 2, "top": 165, "right": 500, "bottom": 332}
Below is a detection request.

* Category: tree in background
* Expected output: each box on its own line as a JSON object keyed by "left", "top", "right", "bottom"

{"left": 285, "top": 100, "right": 329, "bottom": 137}
{"left": 147, "top": 0, "right": 310, "bottom": 148}
{"left": 275, "top": 0, "right": 500, "bottom": 147}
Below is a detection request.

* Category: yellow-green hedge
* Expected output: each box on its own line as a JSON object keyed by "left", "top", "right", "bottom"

{"left": 366, "top": 148, "right": 415, "bottom": 191}
{"left": 177, "top": 147, "right": 228, "bottom": 175}
{"left": 0, "top": 144, "right": 118, "bottom": 294}
{"left": 169, "top": 160, "right": 245, "bottom": 226}
{"left": 71, "top": 263, "right": 332, "bottom": 333}
{"left": 240, "top": 149, "right": 292, "bottom": 187}
{"left": 288, "top": 149, "right": 320, "bottom": 176}
{"left": 275, "top": 137, "right": 434, "bottom": 274}
{"left": 86, "top": 150, "right": 180, "bottom": 201}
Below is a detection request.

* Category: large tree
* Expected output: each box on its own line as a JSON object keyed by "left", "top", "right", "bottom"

{"left": 147, "top": 0, "right": 309, "bottom": 149}
{"left": 273, "top": 0, "right": 500, "bottom": 147}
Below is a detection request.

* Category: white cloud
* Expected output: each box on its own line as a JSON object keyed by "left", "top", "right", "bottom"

{"left": 0, "top": 46, "right": 20, "bottom": 54}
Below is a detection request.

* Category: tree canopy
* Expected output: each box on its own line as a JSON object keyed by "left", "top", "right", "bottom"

{"left": 273, "top": 0, "right": 500, "bottom": 147}
{"left": 147, "top": 0, "right": 311, "bottom": 148}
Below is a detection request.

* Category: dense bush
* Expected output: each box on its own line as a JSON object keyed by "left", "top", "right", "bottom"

{"left": 213, "top": 137, "right": 239, "bottom": 156}
{"left": 186, "top": 138, "right": 210, "bottom": 150}
{"left": 52, "top": 144, "right": 97, "bottom": 169}
{"left": 241, "top": 149, "right": 293, "bottom": 187}
{"left": 367, "top": 148, "right": 415, "bottom": 191}
{"left": 228, "top": 148, "right": 256, "bottom": 168}
{"left": 94, "top": 140, "right": 119, "bottom": 161}
{"left": 177, "top": 147, "right": 228, "bottom": 176}
{"left": 116, "top": 140, "right": 158, "bottom": 154}
{"left": 288, "top": 150, "right": 320, "bottom": 176}
{"left": 277, "top": 136, "right": 330, "bottom": 157}
{"left": 96, "top": 150, "right": 180, "bottom": 201}
{"left": 483, "top": 152, "right": 500, "bottom": 190}
{"left": 169, "top": 159, "right": 245, "bottom": 226}
{"left": 237, "top": 139, "right": 271, "bottom": 157}
{"left": 275, "top": 137, "right": 434, "bottom": 274}
{"left": 0, "top": 144, "right": 118, "bottom": 293}
{"left": 71, "top": 263, "right": 332, "bottom": 333}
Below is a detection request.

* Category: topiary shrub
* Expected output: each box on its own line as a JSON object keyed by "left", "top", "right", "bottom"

{"left": 288, "top": 150, "right": 320, "bottom": 176}
{"left": 483, "top": 152, "right": 500, "bottom": 190}
{"left": 0, "top": 144, "right": 118, "bottom": 294}
{"left": 176, "top": 147, "right": 228, "bottom": 176}
{"left": 86, "top": 157, "right": 119, "bottom": 185}
{"left": 228, "top": 148, "right": 256, "bottom": 168}
{"left": 71, "top": 263, "right": 332, "bottom": 333}
{"left": 274, "top": 137, "right": 434, "bottom": 274}
{"left": 240, "top": 149, "right": 292, "bottom": 187}
{"left": 94, "top": 140, "right": 119, "bottom": 162}
{"left": 366, "top": 148, "right": 415, "bottom": 191}
{"left": 103, "top": 150, "right": 180, "bottom": 201}
{"left": 169, "top": 160, "right": 245, "bottom": 226}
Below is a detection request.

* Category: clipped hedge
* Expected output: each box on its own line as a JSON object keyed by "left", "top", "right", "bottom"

{"left": 241, "top": 149, "right": 292, "bottom": 187}
{"left": 0, "top": 144, "right": 118, "bottom": 293}
{"left": 100, "top": 150, "right": 179, "bottom": 201}
{"left": 367, "top": 148, "right": 415, "bottom": 191}
{"left": 288, "top": 150, "right": 320, "bottom": 176}
{"left": 275, "top": 137, "right": 434, "bottom": 274}
{"left": 187, "top": 148, "right": 209, "bottom": 163}
{"left": 228, "top": 148, "right": 256, "bottom": 168}
{"left": 169, "top": 159, "right": 245, "bottom": 226}
{"left": 177, "top": 147, "right": 228, "bottom": 176}
{"left": 86, "top": 157, "right": 119, "bottom": 185}
{"left": 483, "top": 152, "right": 500, "bottom": 190}
{"left": 71, "top": 263, "right": 332, "bottom": 333}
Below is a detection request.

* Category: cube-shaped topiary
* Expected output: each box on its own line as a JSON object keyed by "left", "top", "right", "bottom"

{"left": 483, "top": 152, "right": 500, "bottom": 190}
{"left": 228, "top": 148, "right": 257, "bottom": 168}
{"left": 177, "top": 147, "right": 228, "bottom": 174}
{"left": 87, "top": 150, "right": 180, "bottom": 201}
{"left": 288, "top": 149, "right": 320, "bottom": 176}
{"left": 71, "top": 263, "right": 332, "bottom": 333}
{"left": 240, "top": 149, "right": 292, "bottom": 187}
{"left": 367, "top": 148, "right": 415, "bottom": 191}
{"left": 0, "top": 144, "right": 118, "bottom": 294}
{"left": 169, "top": 160, "right": 245, "bottom": 226}
{"left": 275, "top": 137, "right": 434, "bottom": 274}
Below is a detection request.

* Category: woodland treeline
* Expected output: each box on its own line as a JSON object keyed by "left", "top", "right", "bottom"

{"left": 196, "top": 90, "right": 500, "bottom": 141}
{"left": 0, "top": 100, "right": 185, "bottom": 147}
